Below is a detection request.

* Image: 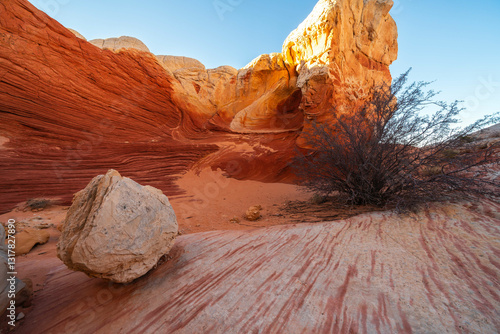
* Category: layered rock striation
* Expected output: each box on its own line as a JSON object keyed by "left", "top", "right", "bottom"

{"left": 16, "top": 200, "right": 500, "bottom": 333}
{"left": 0, "top": 0, "right": 398, "bottom": 212}
{"left": 0, "top": 226, "right": 27, "bottom": 313}
{"left": 162, "top": 0, "right": 397, "bottom": 135}
{"left": 0, "top": 0, "right": 219, "bottom": 211}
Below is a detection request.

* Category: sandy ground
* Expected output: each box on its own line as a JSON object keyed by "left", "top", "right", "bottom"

{"left": 0, "top": 169, "right": 309, "bottom": 236}
{"left": 9, "top": 199, "right": 500, "bottom": 333}
{"left": 2, "top": 168, "right": 499, "bottom": 332}
{"left": 169, "top": 168, "right": 309, "bottom": 234}
{"left": 0, "top": 170, "right": 309, "bottom": 302}
{"left": 0, "top": 168, "right": 383, "bottom": 331}
{"left": 169, "top": 168, "right": 382, "bottom": 234}
{"left": 0, "top": 168, "right": 382, "bottom": 253}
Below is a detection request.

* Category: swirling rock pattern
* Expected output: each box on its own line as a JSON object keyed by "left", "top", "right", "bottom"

{"left": 0, "top": 0, "right": 398, "bottom": 212}
{"left": 16, "top": 201, "right": 500, "bottom": 333}
{"left": 0, "top": 0, "right": 218, "bottom": 212}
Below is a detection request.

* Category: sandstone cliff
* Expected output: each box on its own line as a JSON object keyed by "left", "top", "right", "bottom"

{"left": 162, "top": 0, "right": 397, "bottom": 135}
{"left": 283, "top": 0, "right": 398, "bottom": 141}
{"left": 0, "top": 0, "right": 397, "bottom": 212}
{"left": 0, "top": 0, "right": 218, "bottom": 211}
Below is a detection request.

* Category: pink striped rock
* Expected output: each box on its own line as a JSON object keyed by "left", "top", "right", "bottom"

{"left": 17, "top": 200, "right": 500, "bottom": 333}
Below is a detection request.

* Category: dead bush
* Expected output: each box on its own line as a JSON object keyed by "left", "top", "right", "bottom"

{"left": 292, "top": 70, "right": 499, "bottom": 209}
{"left": 24, "top": 198, "right": 53, "bottom": 212}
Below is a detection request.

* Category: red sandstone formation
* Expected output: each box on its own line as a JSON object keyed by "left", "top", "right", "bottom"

{"left": 0, "top": 0, "right": 398, "bottom": 212}
{"left": 0, "top": 0, "right": 218, "bottom": 212}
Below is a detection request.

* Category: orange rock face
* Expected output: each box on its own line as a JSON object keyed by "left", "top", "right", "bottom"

{"left": 0, "top": 0, "right": 218, "bottom": 212}
{"left": 0, "top": 0, "right": 398, "bottom": 212}
{"left": 282, "top": 0, "right": 398, "bottom": 143}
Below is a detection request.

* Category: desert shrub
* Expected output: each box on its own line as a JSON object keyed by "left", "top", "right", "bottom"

{"left": 441, "top": 149, "right": 460, "bottom": 159}
{"left": 309, "top": 193, "right": 328, "bottom": 205}
{"left": 292, "top": 70, "right": 499, "bottom": 209}
{"left": 478, "top": 143, "right": 489, "bottom": 150}
{"left": 24, "top": 198, "right": 52, "bottom": 211}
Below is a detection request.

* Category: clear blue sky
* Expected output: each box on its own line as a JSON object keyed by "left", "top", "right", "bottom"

{"left": 30, "top": 0, "right": 500, "bottom": 125}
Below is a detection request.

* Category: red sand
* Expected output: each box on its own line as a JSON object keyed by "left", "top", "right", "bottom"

{"left": 169, "top": 169, "right": 308, "bottom": 234}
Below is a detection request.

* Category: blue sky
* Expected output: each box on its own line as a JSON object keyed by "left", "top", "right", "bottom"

{"left": 30, "top": 0, "right": 499, "bottom": 125}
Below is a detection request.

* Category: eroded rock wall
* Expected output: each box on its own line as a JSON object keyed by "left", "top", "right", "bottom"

{"left": 164, "top": 0, "right": 397, "bottom": 134}
{"left": 0, "top": 0, "right": 218, "bottom": 211}
{"left": 0, "top": 0, "right": 398, "bottom": 211}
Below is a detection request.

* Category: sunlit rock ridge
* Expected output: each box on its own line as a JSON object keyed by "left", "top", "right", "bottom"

{"left": 0, "top": 0, "right": 397, "bottom": 211}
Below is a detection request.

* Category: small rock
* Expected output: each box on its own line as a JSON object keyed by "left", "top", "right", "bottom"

{"left": 245, "top": 205, "right": 262, "bottom": 221}
{"left": 15, "top": 228, "right": 50, "bottom": 255}
{"left": 229, "top": 217, "right": 240, "bottom": 224}
{"left": 17, "top": 312, "right": 25, "bottom": 320}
